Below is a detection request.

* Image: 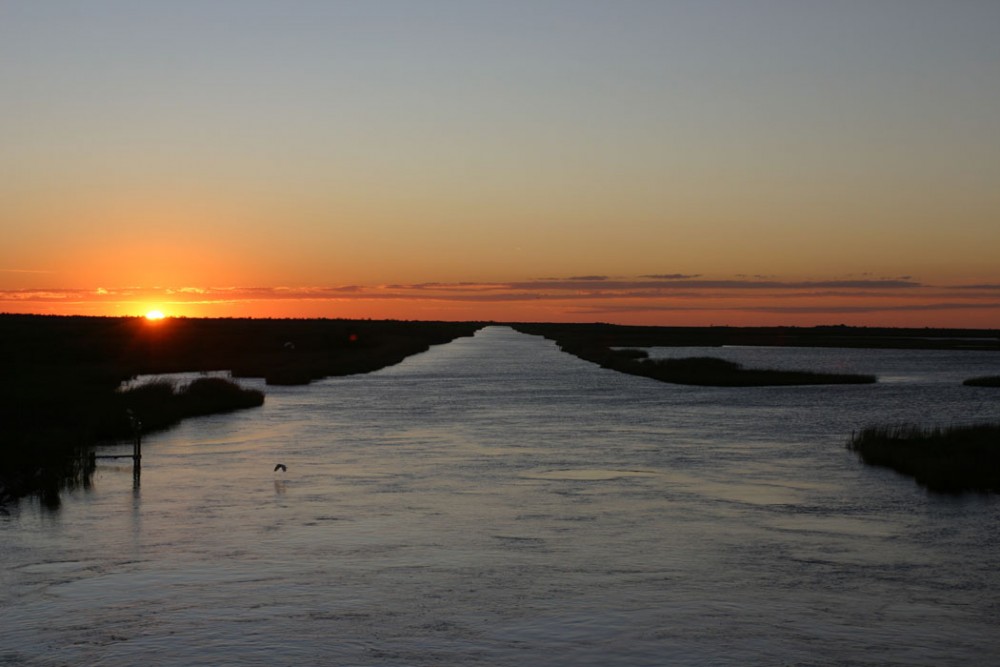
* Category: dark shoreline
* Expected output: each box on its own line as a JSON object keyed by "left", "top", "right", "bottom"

{"left": 509, "top": 321, "right": 1000, "bottom": 352}
{"left": 0, "top": 314, "right": 483, "bottom": 507}
{"left": 963, "top": 375, "right": 1000, "bottom": 387}
{"left": 612, "top": 354, "right": 876, "bottom": 386}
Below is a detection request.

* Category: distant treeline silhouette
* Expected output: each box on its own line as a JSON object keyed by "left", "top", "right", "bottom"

{"left": 510, "top": 322, "right": 1000, "bottom": 352}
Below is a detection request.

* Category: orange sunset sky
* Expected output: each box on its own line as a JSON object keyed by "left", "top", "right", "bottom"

{"left": 2, "top": 2, "right": 999, "bottom": 327}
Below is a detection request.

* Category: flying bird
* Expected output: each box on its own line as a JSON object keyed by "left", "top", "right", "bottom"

{"left": 274, "top": 463, "right": 287, "bottom": 472}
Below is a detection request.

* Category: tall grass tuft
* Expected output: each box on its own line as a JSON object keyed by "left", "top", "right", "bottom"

{"left": 110, "top": 378, "right": 265, "bottom": 435}
{"left": 963, "top": 376, "right": 1000, "bottom": 387}
{"left": 847, "top": 423, "right": 1000, "bottom": 493}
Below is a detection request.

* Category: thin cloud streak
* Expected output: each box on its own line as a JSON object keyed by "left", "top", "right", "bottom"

{"left": 641, "top": 274, "right": 702, "bottom": 280}
{"left": 507, "top": 279, "right": 923, "bottom": 291}
{"left": 0, "top": 287, "right": 939, "bottom": 305}
{"left": 0, "top": 278, "right": 988, "bottom": 306}
{"left": 2, "top": 276, "right": 997, "bottom": 325}
{"left": 574, "top": 302, "right": 999, "bottom": 315}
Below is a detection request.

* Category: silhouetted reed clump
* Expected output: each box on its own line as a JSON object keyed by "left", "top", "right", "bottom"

{"left": 0, "top": 370, "right": 113, "bottom": 509}
{"left": 963, "top": 376, "right": 1000, "bottom": 387}
{"left": 848, "top": 423, "right": 1000, "bottom": 493}
{"left": 614, "top": 348, "right": 650, "bottom": 360}
{"left": 629, "top": 356, "right": 876, "bottom": 386}
{"left": 106, "top": 378, "right": 265, "bottom": 435}
{"left": 0, "top": 437, "right": 95, "bottom": 511}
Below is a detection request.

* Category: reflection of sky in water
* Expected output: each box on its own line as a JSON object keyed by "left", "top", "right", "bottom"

{"left": 2, "top": 327, "right": 999, "bottom": 666}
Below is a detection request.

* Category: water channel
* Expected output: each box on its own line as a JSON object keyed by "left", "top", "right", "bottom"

{"left": 2, "top": 326, "right": 999, "bottom": 665}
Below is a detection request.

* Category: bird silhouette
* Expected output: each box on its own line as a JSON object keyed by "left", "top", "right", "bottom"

{"left": 274, "top": 463, "right": 287, "bottom": 472}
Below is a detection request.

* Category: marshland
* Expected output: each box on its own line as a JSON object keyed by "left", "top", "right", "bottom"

{"left": 848, "top": 423, "right": 1000, "bottom": 493}
{"left": 963, "top": 375, "right": 1000, "bottom": 387}
{"left": 3, "top": 316, "right": 999, "bottom": 505}
{"left": 2, "top": 319, "right": 999, "bottom": 665}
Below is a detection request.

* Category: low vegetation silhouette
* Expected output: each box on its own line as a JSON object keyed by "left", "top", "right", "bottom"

{"left": 511, "top": 324, "right": 881, "bottom": 386}
{"left": 622, "top": 355, "right": 875, "bottom": 386}
{"left": 107, "top": 378, "right": 265, "bottom": 435}
{"left": 964, "top": 375, "right": 1000, "bottom": 387}
{"left": 848, "top": 423, "right": 1000, "bottom": 493}
{"left": 511, "top": 322, "right": 1000, "bottom": 352}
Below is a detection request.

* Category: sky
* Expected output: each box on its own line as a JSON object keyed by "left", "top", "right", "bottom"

{"left": 2, "top": 1, "right": 999, "bottom": 326}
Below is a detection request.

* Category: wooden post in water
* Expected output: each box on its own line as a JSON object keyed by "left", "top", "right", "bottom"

{"left": 129, "top": 409, "right": 142, "bottom": 487}
{"left": 132, "top": 430, "right": 142, "bottom": 487}
{"left": 92, "top": 409, "right": 143, "bottom": 487}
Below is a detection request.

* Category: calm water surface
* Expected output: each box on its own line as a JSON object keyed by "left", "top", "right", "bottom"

{"left": 2, "top": 327, "right": 999, "bottom": 666}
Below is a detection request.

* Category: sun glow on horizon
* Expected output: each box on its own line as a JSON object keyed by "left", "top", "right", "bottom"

{"left": 2, "top": 4, "right": 999, "bottom": 330}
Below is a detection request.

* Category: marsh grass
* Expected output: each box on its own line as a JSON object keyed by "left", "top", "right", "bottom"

{"left": 110, "top": 377, "right": 265, "bottom": 435}
{"left": 963, "top": 376, "right": 1000, "bottom": 387}
{"left": 631, "top": 356, "right": 876, "bottom": 386}
{"left": 551, "top": 343, "right": 876, "bottom": 387}
{"left": 848, "top": 423, "right": 1000, "bottom": 493}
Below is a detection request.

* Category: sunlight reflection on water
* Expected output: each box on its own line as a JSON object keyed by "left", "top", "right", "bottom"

{"left": 2, "top": 327, "right": 999, "bottom": 666}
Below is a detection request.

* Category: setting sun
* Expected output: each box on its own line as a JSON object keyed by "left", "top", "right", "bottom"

{"left": 145, "top": 309, "right": 165, "bottom": 321}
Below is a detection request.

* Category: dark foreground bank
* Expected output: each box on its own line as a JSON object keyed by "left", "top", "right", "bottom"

{"left": 2, "top": 377, "right": 264, "bottom": 509}
{"left": 0, "top": 315, "right": 483, "bottom": 506}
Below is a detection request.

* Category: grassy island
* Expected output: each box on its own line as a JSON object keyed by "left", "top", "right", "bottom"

{"left": 624, "top": 355, "right": 876, "bottom": 386}
{"left": 511, "top": 324, "right": 877, "bottom": 386}
{"left": 1, "top": 314, "right": 482, "bottom": 507}
{"left": 848, "top": 423, "right": 1000, "bottom": 493}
